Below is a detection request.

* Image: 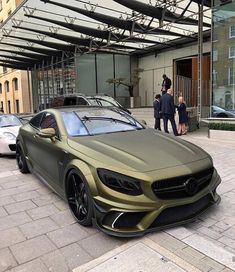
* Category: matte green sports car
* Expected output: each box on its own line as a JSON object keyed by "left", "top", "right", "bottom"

{"left": 16, "top": 107, "right": 221, "bottom": 237}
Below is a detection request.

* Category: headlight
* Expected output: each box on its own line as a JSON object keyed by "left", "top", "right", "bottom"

{"left": 2, "top": 132, "right": 16, "bottom": 140}
{"left": 97, "top": 169, "right": 143, "bottom": 196}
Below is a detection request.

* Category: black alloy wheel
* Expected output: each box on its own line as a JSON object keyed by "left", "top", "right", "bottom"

{"left": 16, "top": 143, "right": 29, "bottom": 174}
{"left": 67, "top": 170, "right": 93, "bottom": 226}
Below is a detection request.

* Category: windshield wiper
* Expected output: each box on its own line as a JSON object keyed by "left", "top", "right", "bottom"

{"left": 82, "top": 116, "right": 141, "bottom": 128}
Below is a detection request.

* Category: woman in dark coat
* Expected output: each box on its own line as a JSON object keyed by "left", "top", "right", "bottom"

{"left": 177, "top": 96, "right": 188, "bottom": 135}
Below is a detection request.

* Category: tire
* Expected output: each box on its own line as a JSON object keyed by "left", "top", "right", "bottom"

{"left": 16, "top": 143, "right": 29, "bottom": 174}
{"left": 66, "top": 170, "right": 93, "bottom": 226}
{"left": 217, "top": 113, "right": 228, "bottom": 118}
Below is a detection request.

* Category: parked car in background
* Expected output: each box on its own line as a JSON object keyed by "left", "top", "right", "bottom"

{"left": 212, "top": 106, "right": 235, "bottom": 118}
{"left": 50, "top": 94, "right": 131, "bottom": 114}
{"left": 16, "top": 106, "right": 220, "bottom": 237}
{"left": 0, "top": 114, "right": 23, "bottom": 155}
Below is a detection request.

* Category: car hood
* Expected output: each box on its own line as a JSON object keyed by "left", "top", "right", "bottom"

{"left": 68, "top": 129, "right": 209, "bottom": 172}
{"left": 0, "top": 126, "right": 20, "bottom": 136}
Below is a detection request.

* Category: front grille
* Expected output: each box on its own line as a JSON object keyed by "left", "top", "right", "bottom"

{"left": 152, "top": 168, "right": 214, "bottom": 199}
{"left": 150, "top": 194, "right": 213, "bottom": 228}
{"left": 9, "top": 144, "right": 16, "bottom": 151}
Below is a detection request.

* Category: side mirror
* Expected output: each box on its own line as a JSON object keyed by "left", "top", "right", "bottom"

{"left": 37, "top": 128, "right": 56, "bottom": 142}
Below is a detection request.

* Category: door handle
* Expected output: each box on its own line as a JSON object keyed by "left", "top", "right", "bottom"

{"left": 33, "top": 134, "right": 39, "bottom": 139}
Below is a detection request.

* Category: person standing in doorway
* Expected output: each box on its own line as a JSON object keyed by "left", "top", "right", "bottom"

{"left": 160, "top": 88, "right": 179, "bottom": 136}
{"left": 177, "top": 96, "right": 188, "bottom": 135}
{"left": 161, "top": 74, "right": 172, "bottom": 95}
{"left": 153, "top": 94, "right": 161, "bottom": 130}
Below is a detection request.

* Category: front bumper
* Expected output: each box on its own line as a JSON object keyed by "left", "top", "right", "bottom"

{"left": 0, "top": 139, "right": 16, "bottom": 154}
{"left": 92, "top": 170, "right": 221, "bottom": 237}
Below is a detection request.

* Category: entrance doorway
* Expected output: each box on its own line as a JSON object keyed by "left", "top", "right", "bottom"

{"left": 174, "top": 55, "right": 211, "bottom": 118}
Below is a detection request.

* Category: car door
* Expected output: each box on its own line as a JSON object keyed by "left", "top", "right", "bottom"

{"left": 32, "top": 112, "right": 66, "bottom": 192}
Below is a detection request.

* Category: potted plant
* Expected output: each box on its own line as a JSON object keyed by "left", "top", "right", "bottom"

{"left": 106, "top": 68, "right": 144, "bottom": 108}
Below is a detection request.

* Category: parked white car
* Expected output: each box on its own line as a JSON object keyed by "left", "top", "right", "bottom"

{"left": 0, "top": 115, "right": 22, "bottom": 155}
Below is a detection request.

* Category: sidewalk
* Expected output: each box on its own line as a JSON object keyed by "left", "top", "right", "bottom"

{"left": 0, "top": 129, "right": 234, "bottom": 272}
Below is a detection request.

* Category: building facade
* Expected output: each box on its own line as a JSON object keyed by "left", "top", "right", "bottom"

{"left": 212, "top": 0, "right": 235, "bottom": 111}
{"left": 0, "top": 0, "right": 31, "bottom": 114}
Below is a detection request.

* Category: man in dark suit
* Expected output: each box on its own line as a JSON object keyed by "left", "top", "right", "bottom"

{"left": 161, "top": 74, "right": 172, "bottom": 95}
{"left": 153, "top": 94, "right": 161, "bottom": 130}
{"left": 160, "top": 89, "right": 179, "bottom": 136}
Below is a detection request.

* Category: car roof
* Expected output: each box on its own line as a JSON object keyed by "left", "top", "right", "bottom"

{"left": 45, "top": 106, "right": 117, "bottom": 113}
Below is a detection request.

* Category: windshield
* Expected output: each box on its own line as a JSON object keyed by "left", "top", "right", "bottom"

{"left": 0, "top": 115, "right": 22, "bottom": 128}
{"left": 62, "top": 109, "right": 144, "bottom": 136}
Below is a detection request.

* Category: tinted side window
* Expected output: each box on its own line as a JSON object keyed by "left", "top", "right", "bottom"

{"left": 77, "top": 97, "right": 89, "bottom": 105}
{"left": 40, "top": 113, "right": 59, "bottom": 136}
{"left": 64, "top": 97, "right": 77, "bottom": 106}
{"left": 29, "top": 112, "right": 44, "bottom": 129}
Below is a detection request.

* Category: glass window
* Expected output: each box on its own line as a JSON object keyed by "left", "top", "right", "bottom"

{"left": 77, "top": 54, "right": 96, "bottom": 95}
{"left": 7, "top": 100, "right": 11, "bottom": 114}
{"left": 0, "top": 83, "right": 2, "bottom": 94}
{"left": 16, "top": 100, "right": 19, "bottom": 113}
{"left": 229, "top": 46, "right": 235, "bottom": 58}
{"left": 12, "top": 78, "right": 18, "bottom": 91}
{"left": 213, "top": 50, "right": 218, "bottom": 61}
{"left": 30, "top": 112, "right": 44, "bottom": 129}
{"left": 0, "top": 115, "right": 22, "bottom": 128}
{"left": 62, "top": 112, "right": 88, "bottom": 136}
{"left": 229, "top": 25, "right": 235, "bottom": 38}
{"left": 40, "top": 112, "right": 59, "bottom": 136}
{"left": 228, "top": 67, "right": 234, "bottom": 85}
{"left": 4, "top": 81, "right": 9, "bottom": 92}
{"left": 96, "top": 54, "right": 114, "bottom": 97}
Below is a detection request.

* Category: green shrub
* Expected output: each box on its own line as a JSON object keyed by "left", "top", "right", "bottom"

{"left": 209, "top": 122, "right": 235, "bottom": 131}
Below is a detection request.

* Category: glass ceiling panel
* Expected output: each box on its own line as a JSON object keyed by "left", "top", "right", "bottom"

{"left": 0, "top": 0, "right": 211, "bottom": 68}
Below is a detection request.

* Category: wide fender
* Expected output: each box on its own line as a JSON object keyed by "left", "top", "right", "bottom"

{"left": 63, "top": 159, "right": 98, "bottom": 195}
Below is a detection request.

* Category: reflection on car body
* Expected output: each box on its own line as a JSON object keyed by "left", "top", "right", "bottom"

{"left": 212, "top": 106, "right": 235, "bottom": 118}
{"left": 16, "top": 107, "right": 221, "bottom": 237}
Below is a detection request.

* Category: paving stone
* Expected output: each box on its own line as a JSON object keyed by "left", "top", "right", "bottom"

{"left": 218, "top": 236, "right": 235, "bottom": 250}
{"left": 165, "top": 226, "right": 194, "bottom": 240}
{"left": 0, "top": 248, "right": 17, "bottom": 272}
{"left": 0, "top": 171, "right": 14, "bottom": 178}
{"left": 0, "top": 227, "right": 25, "bottom": 249}
{"left": 0, "top": 212, "right": 32, "bottom": 231}
{"left": 13, "top": 190, "right": 41, "bottom": 202}
{"left": 182, "top": 246, "right": 205, "bottom": 260}
{"left": 149, "top": 231, "right": 187, "bottom": 252}
{"left": 50, "top": 210, "right": 76, "bottom": 227}
{"left": 5, "top": 200, "right": 37, "bottom": 214}
{"left": 20, "top": 217, "right": 59, "bottom": 239}
{"left": 183, "top": 234, "right": 235, "bottom": 270}
{"left": 47, "top": 223, "right": 90, "bottom": 248}
{"left": 202, "top": 257, "right": 225, "bottom": 271}
{"left": 10, "top": 235, "right": 56, "bottom": 264}
{"left": 1, "top": 179, "right": 26, "bottom": 189}
{"left": 78, "top": 232, "right": 124, "bottom": 258}
{"left": 197, "top": 226, "right": 223, "bottom": 240}
{"left": 0, "top": 175, "right": 19, "bottom": 184}
{"left": 41, "top": 250, "right": 69, "bottom": 272}
{"left": 223, "top": 227, "right": 235, "bottom": 240}
{"left": 27, "top": 204, "right": 60, "bottom": 220}
{"left": 60, "top": 243, "right": 95, "bottom": 270}
{"left": 53, "top": 200, "right": 68, "bottom": 211}
{"left": 36, "top": 187, "right": 53, "bottom": 196}
{"left": 0, "top": 207, "right": 7, "bottom": 217}
{"left": 32, "top": 193, "right": 61, "bottom": 206}
{"left": 0, "top": 195, "right": 15, "bottom": 206}
{"left": 9, "top": 259, "right": 49, "bottom": 272}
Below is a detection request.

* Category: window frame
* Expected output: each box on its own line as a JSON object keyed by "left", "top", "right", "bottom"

{"left": 229, "top": 25, "right": 235, "bottom": 38}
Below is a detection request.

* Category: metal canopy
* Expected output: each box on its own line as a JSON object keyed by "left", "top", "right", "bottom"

{"left": 0, "top": 0, "right": 212, "bottom": 69}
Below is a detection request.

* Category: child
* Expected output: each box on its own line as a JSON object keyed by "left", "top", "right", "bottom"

{"left": 177, "top": 96, "right": 188, "bottom": 135}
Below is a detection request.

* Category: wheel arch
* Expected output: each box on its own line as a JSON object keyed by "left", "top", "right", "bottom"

{"left": 63, "top": 159, "right": 98, "bottom": 197}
